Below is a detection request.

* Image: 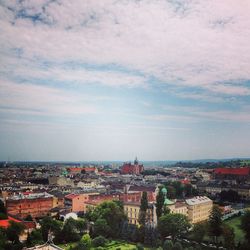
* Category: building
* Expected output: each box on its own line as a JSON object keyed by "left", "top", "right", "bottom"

{"left": 123, "top": 201, "right": 157, "bottom": 226}
{"left": 6, "top": 192, "right": 54, "bottom": 219}
{"left": 64, "top": 192, "right": 98, "bottom": 212}
{"left": 84, "top": 194, "right": 120, "bottom": 212}
{"left": 67, "top": 167, "right": 98, "bottom": 175}
{"left": 214, "top": 167, "right": 250, "bottom": 182}
{"left": 124, "top": 185, "right": 157, "bottom": 202}
{"left": 121, "top": 158, "right": 144, "bottom": 175}
{"left": 169, "top": 202, "right": 188, "bottom": 217}
{"left": 185, "top": 196, "right": 213, "bottom": 224}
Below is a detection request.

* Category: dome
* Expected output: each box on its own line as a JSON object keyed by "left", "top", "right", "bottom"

{"left": 164, "top": 198, "right": 175, "bottom": 205}
{"left": 161, "top": 187, "right": 167, "bottom": 194}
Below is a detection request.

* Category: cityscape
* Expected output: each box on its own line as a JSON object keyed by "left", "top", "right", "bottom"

{"left": 1, "top": 1, "right": 250, "bottom": 250}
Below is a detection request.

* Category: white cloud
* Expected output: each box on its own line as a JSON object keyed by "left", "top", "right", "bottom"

{"left": 0, "top": 79, "right": 97, "bottom": 116}
{"left": 1, "top": 0, "right": 250, "bottom": 96}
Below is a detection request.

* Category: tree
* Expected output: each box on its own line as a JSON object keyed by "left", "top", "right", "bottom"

{"left": 61, "top": 217, "right": 81, "bottom": 242}
{"left": 192, "top": 222, "right": 207, "bottom": 243}
{"left": 24, "top": 214, "right": 33, "bottom": 221}
{"left": 0, "top": 200, "right": 7, "bottom": 214}
{"left": 139, "top": 192, "right": 148, "bottom": 226}
{"left": 162, "top": 206, "right": 170, "bottom": 216}
{"left": 163, "top": 240, "right": 173, "bottom": 250}
{"left": 92, "top": 235, "right": 107, "bottom": 247}
{"left": 90, "top": 201, "right": 126, "bottom": 238}
{"left": 136, "top": 243, "right": 144, "bottom": 250}
{"left": 80, "top": 233, "right": 92, "bottom": 250}
{"left": 0, "top": 228, "right": 7, "bottom": 249}
{"left": 158, "top": 214, "right": 190, "bottom": 242}
{"left": 93, "top": 218, "right": 110, "bottom": 237}
{"left": 208, "top": 205, "right": 223, "bottom": 244}
{"left": 156, "top": 187, "right": 165, "bottom": 219}
{"left": 241, "top": 210, "right": 250, "bottom": 243}
{"left": 26, "top": 229, "right": 43, "bottom": 247}
{"left": 0, "top": 200, "right": 7, "bottom": 220}
{"left": 40, "top": 216, "right": 62, "bottom": 243}
{"left": 6, "top": 221, "right": 25, "bottom": 244}
{"left": 76, "top": 219, "right": 87, "bottom": 234}
{"left": 172, "top": 242, "right": 183, "bottom": 250}
{"left": 222, "top": 224, "right": 235, "bottom": 250}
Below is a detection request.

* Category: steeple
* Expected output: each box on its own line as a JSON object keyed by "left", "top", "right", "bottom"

{"left": 134, "top": 156, "right": 138, "bottom": 165}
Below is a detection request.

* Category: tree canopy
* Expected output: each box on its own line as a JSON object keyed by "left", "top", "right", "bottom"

{"left": 158, "top": 214, "right": 190, "bottom": 241}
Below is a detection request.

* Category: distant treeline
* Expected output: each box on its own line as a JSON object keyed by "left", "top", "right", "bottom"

{"left": 163, "top": 159, "right": 249, "bottom": 169}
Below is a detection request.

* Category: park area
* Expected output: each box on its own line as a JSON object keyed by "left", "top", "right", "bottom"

{"left": 225, "top": 216, "right": 245, "bottom": 244}
{"left": 60, "top": 240, "right": 138, "bottom": 250}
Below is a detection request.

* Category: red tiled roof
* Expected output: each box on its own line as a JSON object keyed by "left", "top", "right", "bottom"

{"left": 65, "top": 194, "right": 79, "bottom": 199}
{"left": 0, "top": 216, "right": 21, "bottom": 228}
{"left": 68, "top": 167, "right": 96, "bottom": 172}
{"left": 214, "top": 167, "right": 250, "bottom": 176}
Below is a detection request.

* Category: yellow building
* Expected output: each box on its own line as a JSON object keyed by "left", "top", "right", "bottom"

{"left": 169, "top": 202, "right": 188, "bottom": 217}
{"left": 124, "top": 202, "right": 157, "bottom": 226}
{"left": 185, "top": 196, "right": 212, "bottom": 223}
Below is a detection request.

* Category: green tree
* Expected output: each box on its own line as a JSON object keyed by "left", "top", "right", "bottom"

{"left": 208, "top": 205, "right": 223, "bottom": 244}
{"left": 0, "top": 200, "right": 7, "bottom": 220}
{"left": 26, "top": 229, "right": 43, "bottom": 247}
{"left": 40, "top": 216, "right": 62, "bottom": 243}
{"left": 80, "top": 233, "right": 92, "bottom": 250}
{"left": 162, "top": 206, "right": 170, "bottom": 216}
{"left": 156, "top": 187, "right": 165, "bottom": 219}
{"left": 241, "top": 210, "right": 250, "bottom": 243}
{"left": 166, "top": 186, "right": 176, "bottom": 199}
{"left": 6, "top": 221, "right": 25, "bottom": 244}
{"left": 92, "top": 235, "right": 107, "bottom": 247}
{"left": 61, "top": 217, "right": 81, "bottom": 243}
{"left": 158, "top": 214, "right": 190, "bottom": 242}
{"left": 222, "top": 224, "right": 235, "bottom": 250}
{"left": 76, "top": 219, "right": 87, "bottom": 234}
{"left": 139, "top": 192, "right": 148, "bottom": 226}
{"left": 0, "top": 228, "right": 7, "bottom": 249}
{"left": 90, "top": 201, "right": 126, "bottom": 238}
{"left": 172, "top": 242, "right": 183, "bottom": 250}
{"left": 163, "top": 240, "right": 173, "bottom": 250}
{"left": 136, "top": 243, "right": 144, "bottom": 250}
{"left": 24, "top": 214, "right": 33, "bottom": 221}
{"left": 0, "top": 200, "right": 6, "bottom": 214}
{"left": 93, "top": 218, "right": 110, "bottom": 237}
{"left": 192, "top": 222, "right": 207, "bottom": 243}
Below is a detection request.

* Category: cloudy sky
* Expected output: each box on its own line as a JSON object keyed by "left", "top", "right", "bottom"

{"left": 0, "top": 0, "right": 250, "bottom": 161}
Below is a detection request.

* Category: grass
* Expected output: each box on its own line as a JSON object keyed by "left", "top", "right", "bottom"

{"left": 59, "top": 240, "right": 138, "bottom": 250}
{"left": 105, "top": 240, "right": 137, "bottom": 249}
{"left": 225, "top": 216, "right": 245, "bottom": 244}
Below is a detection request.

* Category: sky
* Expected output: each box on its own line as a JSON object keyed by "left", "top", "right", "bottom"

{"left": 0, "top": 0, "right": 250, "bottom": 161}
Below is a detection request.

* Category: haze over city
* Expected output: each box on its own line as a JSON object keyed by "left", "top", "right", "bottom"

{"left": 1, "top": 0, "right": 250, "bottom": 161}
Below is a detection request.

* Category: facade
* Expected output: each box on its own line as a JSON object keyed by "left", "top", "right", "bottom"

{"left": 121, "top": 158, "right": 144, "bottom": 175}
{"left": 185, "top": 196, "right": 213, "bottom": 224}
{"left": 64, "top": 192, "right": 98, "bottom": 212}
{"left": 123, "top": 201, "right": 157, "bottom": 226}
{"left": 169, "top": 202, "right": 188, "bottom": 217}
{"left": 6, "top": 192, "right": 54, "bottom": 219}
{"left": 214, "top": 167, "right": 250, "bottom": 182}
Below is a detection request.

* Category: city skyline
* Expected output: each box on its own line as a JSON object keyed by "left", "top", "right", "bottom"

{"left": 1, "top": 0, "right": 250, "bottom": 161}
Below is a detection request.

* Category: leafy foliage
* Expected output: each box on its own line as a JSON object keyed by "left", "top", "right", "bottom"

{"left": 241, "top": 210, "right": 250, "bottom": 243}
{"left": 208, "top": 205, "right": 223, "bottom": 243}
{"left": 156, "top": 186, "right": 165, "bottom": 219}
{"left": 158, "top": 214, "right": 190, "bottom": 241}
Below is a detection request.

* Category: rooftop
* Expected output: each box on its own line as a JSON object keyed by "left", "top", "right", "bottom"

{"left": 185, "top": 196, "right": 212, "bottom": 206}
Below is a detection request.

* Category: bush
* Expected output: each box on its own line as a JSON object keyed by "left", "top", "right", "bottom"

{"left": 0, "top": 213, "right": 8, "bottom": 220}
{"left": 96, "top": 247, "right": 104, "bottom": 250}
{"left": 163, "top": 240, "right": 173, "bottom": 250}
{"left": 136, "top": 243, "right": 144, "bottom": 250}
{"left": 92, "top": 236, "right": 107, "bottom": 247}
